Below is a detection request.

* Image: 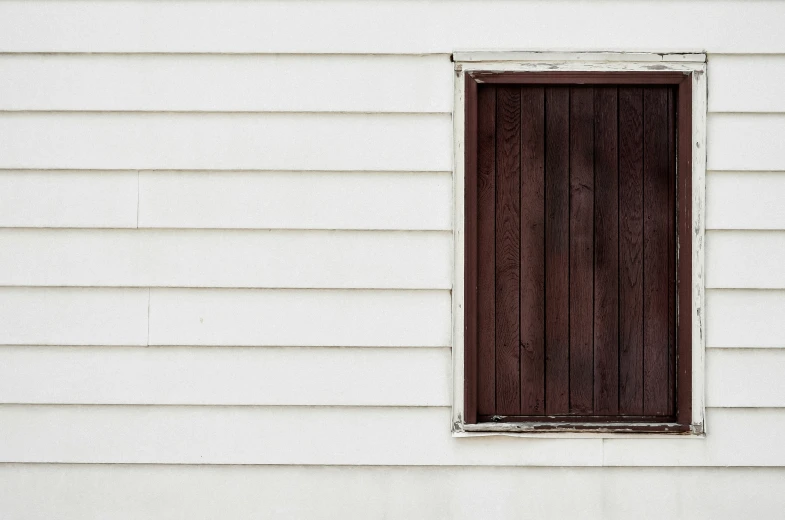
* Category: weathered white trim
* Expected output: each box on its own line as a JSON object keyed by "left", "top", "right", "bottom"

{"left": 451, "top": 52, "right": 707, "bottom": 437}
{"left": 452, "top": 51, "right": 706, "bottom": 63}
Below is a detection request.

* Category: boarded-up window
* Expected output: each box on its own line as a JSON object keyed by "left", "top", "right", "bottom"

{"left": 464, "top": 72, "right": 692, "bottom": 432}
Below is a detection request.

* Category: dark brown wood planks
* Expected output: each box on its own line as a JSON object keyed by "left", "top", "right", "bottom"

{"left": 643, "top": 87, "right": 671, "bottom": 415}
{"left": 544, "top": 87, "right": 570, "bottom": 415}
{"left": 494, "top": 86, "right": 522, "bottom": 415}
{"left": 593, "top": 87, "right": 619, "bottom": 415}
{"left": 618, "top": 87, "right": 645, "bottom": 415}
{"left": 476, "top": 85, "right": 496, "bottom": 416}
{"left": 569, "top": 87, "right": 595, "bottom": 414}
{"left": 519, "top": 87, "right": 546, "bottom": 415}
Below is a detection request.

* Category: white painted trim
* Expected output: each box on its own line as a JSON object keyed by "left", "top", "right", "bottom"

{"left": 451, "top": 53, "right": 707, "bottom": 437}
{"left": 452, "top": 51, "right": 707, "bottom": 63}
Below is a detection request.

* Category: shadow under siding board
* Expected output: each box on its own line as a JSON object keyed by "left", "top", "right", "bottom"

{"left": 0, "top": 287, "right": 149, "bottom": 346}
{"left": 0, "top": 112, "right": 452, "bottom": 171}
{"left": 0, "top": 54, "right": 453, "bottom": 113}
{"left": 148, "top": 288, "right": 451, "bottom": 347}
{"left": 707, "top": 289, "right": 785, "bottom": 348}
{"left": 0, "top": 229, "right": 452, "bottom": 290}
{"left": 0, "top": 1, "right": 782, "bottom": 53}
{"left": 138, "top": 170, "right": 453, "bottom": 231}
{"left": 708, "top": 114, "right": 785, "bottom": 171}
{"left": 0, "top": 170, "right": 138, "bottom": 228}
{"left": 0, "top": 345, "right": 451, "bottom": 407}
{"left": 706, "top": 171, "right": 785, "bottom": 231}
{"left": 0, "top": 405, "right": 602, "bottom": 466}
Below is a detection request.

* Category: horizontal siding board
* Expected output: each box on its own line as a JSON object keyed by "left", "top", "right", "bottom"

{"left": 0, "top": 405, "right": 601, "bottom": 466}
{"left": 0, "top": 346, "right": 450, "bottom": 406}
{"left": 603, "top": 408, "right": 785, "bottom": 466}
{"left": 708, "top": 115, "right": 785, "bottom": 171}
{"left": 709, "top": 55, "right": 785, "bottom": 113}
{"left": 706, "top": 171, "right": 785, "bottom": 230}
{"left": 707, "top": 289, "right": 785, "bottom": 348}
{"left": 0, "top": 54, "right": 452, "bottom": 113}
{"left": 0, "top": 345, "right": 769, "bottom": 408}
{"left": 0, "top": 464, "right": 785, "bottom": 520}
{"left": 0, "top": 113, "right": 452, "bottom": 171}
{"left": 0, "top": 1, "right": 781, "bottom": 53}
{"left": 0, "top": 229, "right": 452, "bottom": 289}
{"left": 149, "top": 288, "right": 451, "bottom": 347}
{"left": 0, "top": 170, "right": 137, "bottom": 228}
{"left": 1, "top": 407, "right": 783, "bottom": 466}
{"left": 0, "top": 288, "right": 148, "bottom": 346}
{"left": 3, "top": 466, "right": 785, "bottom": 520}
{"left": 706, "top": 349, "right": 785, "bottom": 407}
{"left": 706, "top": 231, "right": 785, "bottom": 288}
{"left": 11, "top": 466, "right": 785, "bottom": 520}
{"left": 138, "top": 171, "right": 452, "bottom": 231}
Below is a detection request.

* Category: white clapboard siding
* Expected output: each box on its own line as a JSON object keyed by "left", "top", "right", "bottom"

{"left": 603, "top": 409, "right": 785, "bottom": 466}
{"left": 0, "top": 405, "right": 601, "bottom": 466}
{"left": 0, "top": 229, "right": 452, "bottom": 289}
{"left": 0, "top": 346, "right": 769, "bottom": 409}
{"left": 0, "top": 288, "right": 148, "bottom": 346}
{"left": 0, "top": 170, "right": 138, "bottom": 228}
{"left": 707, "top": 349, "right": 785, "bottom": 407}
{"left": 0, "top": 407, "right": 781, "bottom": 466}
{"left": 706, "top": 231, "right": 785, "bottom": 288}
{"left": 0, "top": 54, "right": 452, "bottom": 113}
{"left": 709, "top": 55, "right": 785, "bottom": 113}
{"left": 706, "top": 289, "right": 785, "bottom": 348}
{"left": 149, "top": 288, "right": 451, "bottom": 347}
{"left": 708, "top": 114, "right": 785, "bottom": 171}
{"left": 2, "top": 466, "right": 784, "bottom": 520}
{"left": 138, "top": 171, "right": 452, "bottom": 231}
{"left": 0, "top": 346, "right": 450, "bottom": 406}
{"left": 706, "top": 171, "right": 785, "bottom": 230}
{"left": 0, "top": 1, "right": 781, "bottom": 54}
{"left": 0, "top": 113, "right": 452, "bottom": 171}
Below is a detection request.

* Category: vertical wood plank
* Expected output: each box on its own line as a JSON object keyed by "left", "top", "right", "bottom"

{"left": 476, "top": 85, "right": 496, "bottom": 416}
{"left": 667, "top": 87, "right": 676, "bottom": 417}
{"left": 495, "top": 86, "right": 521, "bottom": 415}
{"left": 643, "top": 87, "right": 670, "bottom": 416}
{"left": 593, "top": 87, "right": 619, "bottom": 415}
{"left": 618, "top": 87, "right": 644, "bottom": 415}
{"left": 519, "top": 87, "right": 546, "bottom": 415}
{"left": 463, "top": 76, "right": 479, "bottom": 423}
{"left": 569, "top": 87, "right": 595, "bottom": 415}
{"left": 545, "top": 87, "right": 570, "bottom": 415}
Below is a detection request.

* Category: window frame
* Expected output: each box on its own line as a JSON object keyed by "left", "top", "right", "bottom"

{"left": 451, "top": 52, "right": 707, "bottom": 437}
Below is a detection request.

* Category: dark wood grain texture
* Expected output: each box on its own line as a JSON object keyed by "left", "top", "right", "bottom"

{"left": 476, "top": 85, "right": 496, "bottom": 416}
{"left": 519, "top": 87, "right": 546, "bottom": 415}
{"left": 544, "top": 87, "right": 571, "bottom": 415}
{"left": 593, "top": 87, "right": 619, "bottom": 415}
{"left": 569, "top": 86, "right": 595, "bottom": 414}
{"left": 463, "top": 75, "right": 479, "bottom": 424}
{"left": 494, "top": 86, "right": 522, "bottom": 415}
{"left": 667, "top": 87, "right": 676, "bottom": 417}
{"left": 466, "top": 71, "right": 691, "bottom": 431}
{"left": 618, "top": 87, "right": 645, "bottom": 415}
{"left": 643, "top": 87, "right": 670, "bottom": 416}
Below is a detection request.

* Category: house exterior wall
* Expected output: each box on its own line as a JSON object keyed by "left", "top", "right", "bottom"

{"left": 0, "top": 1, "right": 784, "bottom": 518}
